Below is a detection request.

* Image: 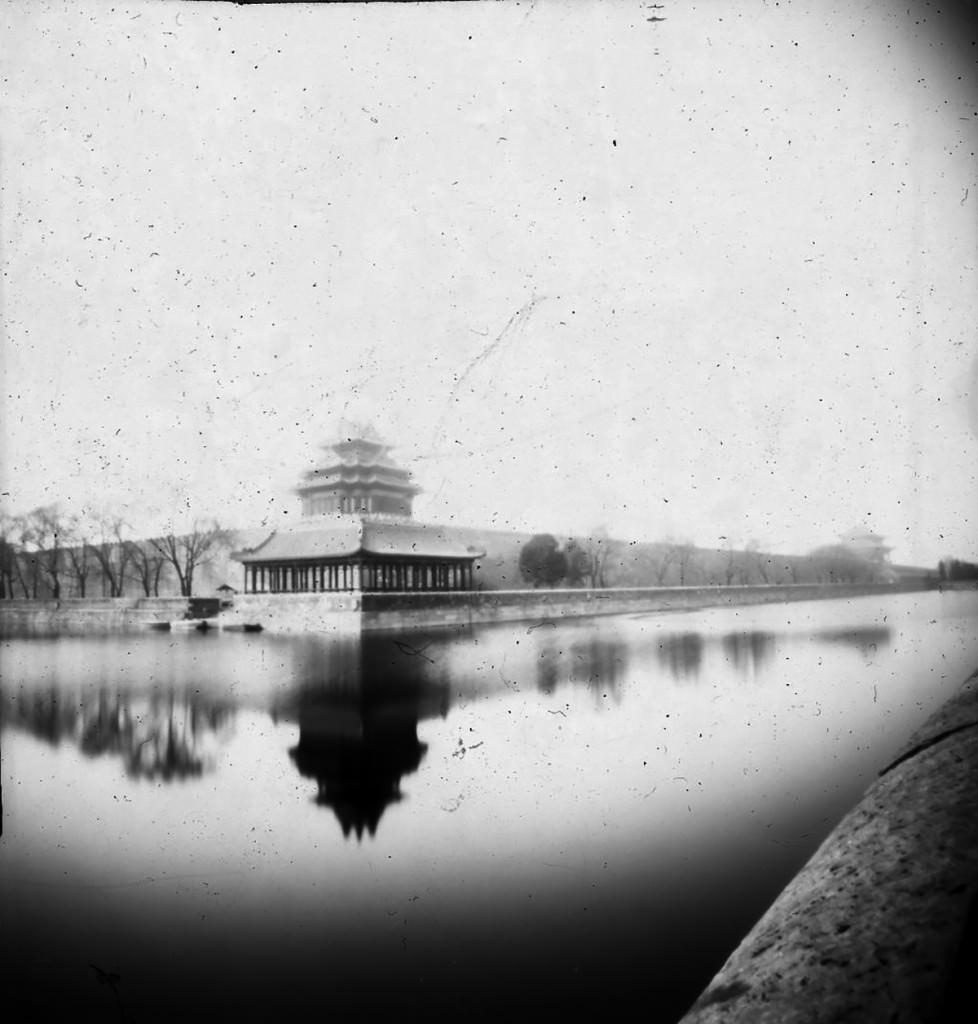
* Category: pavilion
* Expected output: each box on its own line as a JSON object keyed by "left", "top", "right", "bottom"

{"left": 234, "top": 425, "right": 482, "bottom": 594}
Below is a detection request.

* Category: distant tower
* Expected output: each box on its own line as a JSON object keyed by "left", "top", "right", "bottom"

{"left": 235, "top": 420, "right": 481, "bottom": 595}
{"left": 295, "top": 423, "right": 421, "bottom": 518}
{"left": 839, "top": 525, "right": 892, "bottom": 565}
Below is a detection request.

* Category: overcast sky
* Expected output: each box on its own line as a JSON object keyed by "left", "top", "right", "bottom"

{"left": 2, "top": 0, "right": 976, "bottom": 564}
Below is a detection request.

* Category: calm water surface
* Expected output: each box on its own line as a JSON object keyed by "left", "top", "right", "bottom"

{"left": 2, "top": 591, "right": 977, "bottom": 1021}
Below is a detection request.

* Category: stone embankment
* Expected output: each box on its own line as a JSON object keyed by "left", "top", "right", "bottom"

{"left": 680, "top": 667, "right": 978, "bottom": 1024}
{"left": 356, "top": 581, "right": 929, "bottom": 634}
{"left": 2, "top": 582, "right": 934, "bottom": 636}
{"left": 0, "top": 597, "right": 189, "bottom": 633}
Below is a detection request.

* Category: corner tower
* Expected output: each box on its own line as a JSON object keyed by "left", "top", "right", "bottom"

{"left": 296, "top": 423, "right": 422, "bottom": 518}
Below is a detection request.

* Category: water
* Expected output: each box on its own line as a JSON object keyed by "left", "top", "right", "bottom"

{"left": 2, "top": 591, "right": 977, "bottom": 1021}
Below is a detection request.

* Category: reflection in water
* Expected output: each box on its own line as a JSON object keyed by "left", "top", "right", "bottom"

{"left": 721, "top": 632, "right": 775, "bottom": 677}
{"left": 655, "top": 633, "right": 705, "bottom": 680}
{"left": 815, "top": 626, "right": 893, "bottom": 658}
{"left": 0, "top": 687, "right": 235, "bottom": 780}
{"left": 289, "top": 700, "right": 431, "bottom": 840}
{"left": 655, "top": 627, "right": 893, "bottom": 682}
{"left": 0, "top": 592, "right": 973, "bottom": 1022}
{"left": 536, "top": 638, "right": 627, "bottom": 700}
{"left": 276, "top": 637, "right": 452, "bottom": 840}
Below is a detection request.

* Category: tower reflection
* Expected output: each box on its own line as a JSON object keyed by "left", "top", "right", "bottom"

{"left": 278, "top": 635, "right": 452, "bottom": 840}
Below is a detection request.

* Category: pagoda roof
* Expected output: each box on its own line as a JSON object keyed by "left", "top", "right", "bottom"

{"left": 235, "top": 516, "right": 484, "bottom": 563}
{"left": 296, "top": 466, "right": 420, "bottom": 494}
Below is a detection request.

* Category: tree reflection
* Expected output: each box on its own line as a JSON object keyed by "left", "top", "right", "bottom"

{"left": 534, "top": 638, "right": 626, "bottom": 702}
{"left": 721, "top": 632, "right": 775, "bottom": 677}
{"left": 0, "top": 687, "right": 235, "bottom": 780}
{"left": 654, "top": 633, "right": 705, "bottom": 680}
{"left": 815, "top": 626, "right": 893, "bottom": 658}
{"left": 279, "top": 636, "right": 452, "bottom": 840}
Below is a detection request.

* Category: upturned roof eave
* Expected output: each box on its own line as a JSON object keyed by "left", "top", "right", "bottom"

{"left": 238, "top": 546, "right": 482, "bottom": 564}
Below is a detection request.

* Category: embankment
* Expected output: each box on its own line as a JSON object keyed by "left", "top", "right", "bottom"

{"left": 679, "top": 666, "right": 978, "bottom": 1024}
{"left": 2, "top": 582, "right": 934, "bottom": 636}
{"left": 0, "top": 597, "right": 189, "bottom": 634}
{"left": 357, "top": 581, "right": 931, "bottom": 634}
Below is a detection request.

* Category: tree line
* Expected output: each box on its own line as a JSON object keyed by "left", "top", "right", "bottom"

{"left": 938, "top": 558, "right": 978, "bottom": 582}
{"left": 0, "top": 504, "right": 232, "bottom": 600}
{"left": 517, "top": 532, "right": 907, "bottom": 589}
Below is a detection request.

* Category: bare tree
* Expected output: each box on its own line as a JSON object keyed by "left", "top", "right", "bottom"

{"left": 89, "top": 511, "right": 133, "bottom": 597}
{"left": 809, "top": 544, "right": 879, "bottom": 584}
{"left": 127, "top": 540, "right": 168, "bottom": 597}
{"left": 62, "top": 514, "right": 95, "bottom": 597}
{"left": 2, "top": 512, "right": 39, "bottom": 597}
{"left": 649, "top": 543, "right": 675, "bottom": 585}
{"left": 151, "top": 520, "right": 231, "bottom": 597}
{"left": 24, "top": 505, "right": 66, "bottom": 600}
{"left": 583, "top": 526, "right": 610, "bottom": 588}
{"left": 746, "top": 539, "right": 772, "bottom": 584}
{"left": 720, "top": 540, "right": 739, "bottom": 586}
{"left": 0, "top": 510, "right": 26, "bottom": 599}
{"left": 673, "top": 540, "right": 698, "bottom": 586}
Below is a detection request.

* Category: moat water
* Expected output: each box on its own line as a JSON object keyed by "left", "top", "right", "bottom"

{"left": 2, "top": 590, "right": 977, "bottom": 1021}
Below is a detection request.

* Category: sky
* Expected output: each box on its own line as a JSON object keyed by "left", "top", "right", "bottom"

{"left": 1, "top": 0, "right": 977, "bottom": 565}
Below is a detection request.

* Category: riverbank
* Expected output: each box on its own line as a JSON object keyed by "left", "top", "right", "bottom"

{"left": 0, "top": 597, "right": 189, "bottom": 633}
{"left": 679, "top": 665, "right": 978, "bottom": 1023}
{"left": 226, "top": 581, "right": 932, "bottom": 634}
{"left": 0, "top": 582, "right": 936, "bottom": 635}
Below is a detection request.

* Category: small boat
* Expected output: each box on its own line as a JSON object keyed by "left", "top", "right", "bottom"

{"left": 169, "top": 618, "right": 215, "bottom": 632}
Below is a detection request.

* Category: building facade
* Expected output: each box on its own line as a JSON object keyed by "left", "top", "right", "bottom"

{"left": 234, "top": 426, "right": 481, "bottom": 594}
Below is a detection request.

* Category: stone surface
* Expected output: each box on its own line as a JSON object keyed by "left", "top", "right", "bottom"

{"left": 681, "top": 668, "right": 978, "bottom": 1024}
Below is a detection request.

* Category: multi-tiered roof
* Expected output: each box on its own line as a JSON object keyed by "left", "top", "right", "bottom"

{"left": 295, "top": 423, "right": 421, "bottom": 518}
{"left": 234, "top": 424, "right": 482, "bottom": 594}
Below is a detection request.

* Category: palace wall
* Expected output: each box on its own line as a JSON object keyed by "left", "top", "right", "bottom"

{"left": 0, "top": 597, "right": 189, "bottom": 633}
{"left": 207, "top": 581, "right": 930, "bottom": 635}
{"left": 358, "top": 582, "right": 932, "bottom": 634}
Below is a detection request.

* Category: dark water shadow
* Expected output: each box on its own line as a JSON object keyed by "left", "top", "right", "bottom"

{"left": 272, "top": 635, "right": 453, "bottom": 840}
{"left": 813, "top": 626, "right": 893, "bottom": 657}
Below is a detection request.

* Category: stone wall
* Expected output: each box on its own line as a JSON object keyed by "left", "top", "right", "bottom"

{"left": 679, "top": 667, "right": 978, "bottom": 1023}
{"left": 0, "top": 597, "right": 189, "bottom": 634}
{"left": 224, "top": 592, "right": 360, "bottom": 634}
{"left": 1, "top": 581, "right": 934, "bottom": 636}
{"left": 359, "top": 581, "right": 929, "bottom": 633}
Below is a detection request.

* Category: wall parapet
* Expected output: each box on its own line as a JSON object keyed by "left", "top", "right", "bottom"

{"left": 679, "top": 667, "right": 978, "bottom": 1023}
